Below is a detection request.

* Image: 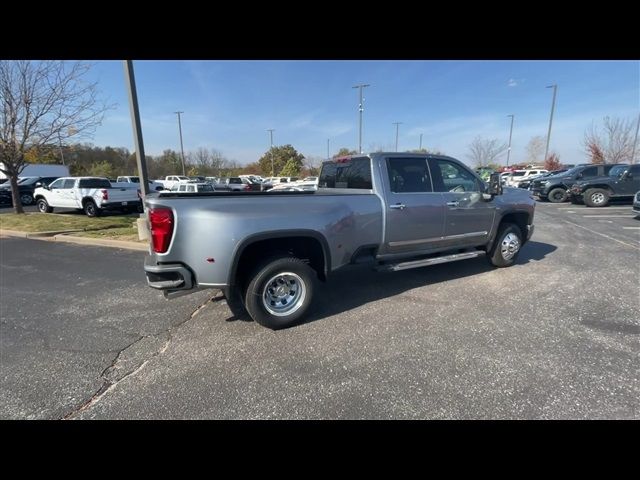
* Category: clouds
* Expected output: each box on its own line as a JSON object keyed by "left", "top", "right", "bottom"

{"left": 507, "top": 78, "right": 525, "bottom": 87}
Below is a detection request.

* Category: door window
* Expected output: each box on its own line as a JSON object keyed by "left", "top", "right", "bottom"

{"left": 386, "top": 158, "right": 432, "bottom": 192}
{"left": 431, "top": 159, "right": 482, "bottom": 193}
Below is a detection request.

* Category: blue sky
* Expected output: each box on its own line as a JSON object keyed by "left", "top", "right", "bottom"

{"left": 89, "top": 60, "right": 639, "bottom": 166}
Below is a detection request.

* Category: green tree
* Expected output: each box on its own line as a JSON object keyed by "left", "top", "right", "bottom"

{"left": 333, "top": 147, "right": 358, "bottom": 158}
{"left": 257, "top": 144, "right": 304, "bottom": 176}
{"left": 279, "top": 158, "right": 301, "bottom": 177}
{"left": 87, "top": 160, "right": 116, "bottom": 178}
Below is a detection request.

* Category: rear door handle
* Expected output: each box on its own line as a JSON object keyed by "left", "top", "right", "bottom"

{"left": 389, "top": 203, "right": 406, "bottom": 210}
{"left": 446, "top": 201, "right": 459, "bottom": 207}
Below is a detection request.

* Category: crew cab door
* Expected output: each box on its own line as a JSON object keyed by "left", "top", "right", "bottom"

{"left": 618, "top": 164, "right": 640, "bottom": 195}
{"left": 428, "top": 157, "right": 495, "bottom": 248}
{"left": 382, "top": 156, "right": 446, "bottom": 253}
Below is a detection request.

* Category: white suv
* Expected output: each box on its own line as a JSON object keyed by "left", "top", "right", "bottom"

{"left": 505, "top": 169, "right": 548, "bottom": 187}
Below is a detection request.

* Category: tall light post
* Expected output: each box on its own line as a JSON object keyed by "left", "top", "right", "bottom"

{"left": 543, "top": 84, "right": 558, "bottom": 164}
{"left": 393, "top": 122, "right": 403, "bottom": 151}
{"left": 631, "top": 113, "right": 640, "bottom": 164}
{"left": 506, "top": 114, "right": 515, "bottom": 167}
{"left": 352, "top": 83, "right": 370, "bottom": 154}
{"left": 327, "top": 138, "right": 330, "bottom": 161}
{"left": 267, "top": 129, "right": 275, "bottom": 176}
{"left": 174, "top": 111, "right": 186, "bottom": 175}
{"left": 419, "top": 133, "right": 423, "bottom": 151}
{"left": 123, "top": 60, "right": 150, "bottom": 198}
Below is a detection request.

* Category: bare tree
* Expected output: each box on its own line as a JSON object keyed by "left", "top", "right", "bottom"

{"left": 303, "top": 155, "right": 323, "bottom": 176}
{"left": 525, "top": 136, "right": 545, "bottom": 164}
{"left": 210, "top": 149, "right": 226, "bottom": 176}
{"left": 190, "top": 147, "right": 211, "bottom": 171}
{"left": 466, "top": 136, "right": 507, "bottom": 167}
{"left": 583, "top": 116, "right": 637, "bottom": 164}
{"left": 0, "top": 61, "right": 108, "bottom": 213}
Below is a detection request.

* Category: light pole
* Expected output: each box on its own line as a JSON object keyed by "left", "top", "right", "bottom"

{"left": 123, "top": 60, "right": 150, "bottom": 198}
{"left": 506, "top": 114, "right": 515, "bottom": 166}
{"left": 352, "top": 84, "right": 370, "bottom": 154}
{"left": 543, "top": 84, "right": 558, "bottom": 164}
{"left": 327, "top": 138, "right": 330, "bottom": 161}
{"left": 174, "top": 111, "right": 186, "bottom": 176}
{"left": 419, "top": 133, "right": 423, "bottom": 151}
{"left": 631, "top": 113, "right": 640, "bottom": 164}
{"left": 267, "top": 129, "right": 275, "bottom": 176}
{"left": 393, "top": 122, "right": 403, "bottom": 151}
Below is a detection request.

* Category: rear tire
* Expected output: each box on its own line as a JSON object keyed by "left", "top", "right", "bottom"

{"left": 548, "top": 187, "right": 568, "bottom": 203}
{"left": 84, "top": 200, "right": 101, "bottom": 217}
{"left": 20, "top": 193, "right": 34, "bottom": 205}
{"left": 488, "top": 223, "right": 522, "bottom": 268}
{"left": 244, "top": 256, "right": 317, "bottom": 330}
{"left": 36, "top": 198, "right": 53, "bottom": 213}
{"left": 584, "top": 188, "right": 610, "bottom": 208}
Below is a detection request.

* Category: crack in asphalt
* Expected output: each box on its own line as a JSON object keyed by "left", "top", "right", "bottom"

{"left": 60, "top": 293, "right": 219, "bottom": 419}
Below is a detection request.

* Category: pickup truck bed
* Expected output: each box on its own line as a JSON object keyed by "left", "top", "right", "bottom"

{"left": 144, "top": 153, "right": 535, "bottom": 329}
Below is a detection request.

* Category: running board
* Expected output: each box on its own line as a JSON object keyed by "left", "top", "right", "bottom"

{"left": 376, "top": 250, "right": 486, "bottom": 272}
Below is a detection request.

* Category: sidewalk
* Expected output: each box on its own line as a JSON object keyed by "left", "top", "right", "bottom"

{"left": 0, "top": 228, "right": 148, "bottom": 251}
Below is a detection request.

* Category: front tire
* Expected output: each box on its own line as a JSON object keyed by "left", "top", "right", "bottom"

{"left": 20, "top": 193, "right": 34, "bottom": 205}
{"left": 584, "top": 188, "right": 610, "bottom": 208}
{"left": 488, "top": 223, "right": 522, "bottom": 268}
{"left": 548, "top": 187, "right": 568, "bottom": 203}
{"left": 244, "top": 256, "right": 317, "bottom": 330}
{"left": 37, "top": 198, "right": 53, "bottom": 213}
{"left": 84, "top": 200, "right": 101, "bottom": 217}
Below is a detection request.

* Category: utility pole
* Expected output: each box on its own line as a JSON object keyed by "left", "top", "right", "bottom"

{"left": 57, "top": 134, "right": 65, "bottom": 167}
{"left": 506, "top": 114, "right": 515, "bottom": 166}
{"left": 352, "top": 84, "right": 370, "bottom": 154}
{"left": 123, "top": 60, "right": 150, "bottom": 198}
{"left": 631, "top": 113, "right": 640, "bottom": 164}
{"left": 174, "top": 111, "right": 186, "bottom": 176}
{"left": 393, "top": 122, "right": 403, "bottom": 151}
{"left": 267, "top": 129, "right": 275, "bottom": 176}
{"left": 419, "top": 133, "right": 423, "bottom": 151}
{"left": 543, "top": 84, "right": 558, "bottom": 164}
{"left": 327, "top": 138, "right": 330, "bottom": 161}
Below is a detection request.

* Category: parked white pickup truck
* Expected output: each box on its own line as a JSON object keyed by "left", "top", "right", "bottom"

{"left": 34, "top": 177, "right": 142, "bottom": 217}
{"left": 154, "top": 175, "right": 192, "bottom": 191}
{"left": 115, "top": 176, "right": 164, "bottom": 191}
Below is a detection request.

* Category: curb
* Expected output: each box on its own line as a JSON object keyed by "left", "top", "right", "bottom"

{"left": 0, "top": 228, "right": 148, "bottom": 251}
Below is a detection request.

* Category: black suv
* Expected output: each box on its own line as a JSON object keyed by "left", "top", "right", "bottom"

{"left": 529, "top": 164, "right": 626, "bottom": 203}
{"left": 0, "top": 176, "right": 60, "bottom": 206}
{"left": 569, "top": 164, "right": 640, "bottom": 207}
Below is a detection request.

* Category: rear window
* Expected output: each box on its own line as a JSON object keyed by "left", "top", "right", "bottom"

{"left": 79, "top": 178, "right": 111, "bottom": 189}
{"left": 229, "top": 178, "right": 242, "bottom": 184}
{"left": 319, "top": 157, "right": 372, "bottom": 189}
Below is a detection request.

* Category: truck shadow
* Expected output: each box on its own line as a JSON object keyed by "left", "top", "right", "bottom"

{"left": 302, "top": 241, "right": 557, "bottom": 326}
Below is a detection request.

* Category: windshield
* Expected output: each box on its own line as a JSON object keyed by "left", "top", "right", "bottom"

{"left": 18, "top": 177, "right": 39, "bottom": 185}
{"left": 608, "top": 165, "right": 627, "bottom": 177}
{"left": 562, "top": 166, "right": 584, "bottom": 176}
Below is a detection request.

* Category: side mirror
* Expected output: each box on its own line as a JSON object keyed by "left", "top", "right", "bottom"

{"left": 34, "top": 182, "right": 42, "bottom": 188}
{"left": 487, "top": 173, "right": 503, "bottom": 196}
{"left": 623, "top": 171, "right": 632, "bottom": 179}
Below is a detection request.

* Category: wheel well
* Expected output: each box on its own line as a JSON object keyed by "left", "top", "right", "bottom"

{"left": 233, "top": 236, "right": 327, "bottom": 288}
{"left": 500, "top": 212, "right": 529, "bottom": 240}
{"left": 82, "top": 197, "right": 96, "bottom": 206}
{"left": 584, "top": 185, "right": 613, "bottom": 194}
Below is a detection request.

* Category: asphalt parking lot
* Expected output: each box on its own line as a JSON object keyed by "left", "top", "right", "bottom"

{"left": 1, "top": 201, "right": 639, "bottom": 419}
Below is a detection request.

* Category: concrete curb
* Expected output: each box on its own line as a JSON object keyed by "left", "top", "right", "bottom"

{"left": 0, "top": 228, "right": 148, "bottom": 252}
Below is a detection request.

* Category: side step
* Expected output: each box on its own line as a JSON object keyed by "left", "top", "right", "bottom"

{"left": 376, "top": 250, "right": 486, "bottom": 272}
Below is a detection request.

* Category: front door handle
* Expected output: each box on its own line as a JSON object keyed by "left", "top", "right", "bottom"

{"left": 446, "top": 201, "right": 459, "bottom": 207}
{"left": 389, "top": 203, "right": 406, "bottom": 210}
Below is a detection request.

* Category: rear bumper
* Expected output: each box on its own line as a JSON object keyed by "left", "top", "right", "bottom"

{"left": 144, "top": 257, "right": 200, "bottom": 299}
{"left": 101, "top": 200, "right": 142, "bottom": 211}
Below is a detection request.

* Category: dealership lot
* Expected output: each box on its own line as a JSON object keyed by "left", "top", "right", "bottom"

{"left": 1, "top": 201, "right": 638, "bottom": 419}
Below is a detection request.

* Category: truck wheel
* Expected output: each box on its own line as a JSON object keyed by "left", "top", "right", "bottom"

{"left": 488, "top": 223, "right": 522, "bottom": 268}
{"left": 584, "top": 188, "right": 610, "bottom": 208}
{"left": 244, "top": 256, "right": 317, "bottom": 330}
{"left": 548, "top": 187, "right": 568, "bottom": 203}
{"left": 84, "top": 200, "right": 101, "bottom": 217}
{"left": 20, "top": 193, "right": 34, "bottom": 205}
{"left": 37, "top": 198, "right": 53, "bottom": 213}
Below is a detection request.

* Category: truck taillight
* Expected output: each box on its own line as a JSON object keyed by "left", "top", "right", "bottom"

{"left": 148, "top": 208, "right": 174, "bottom": 253}
{"left": 101, "top": 189, "right": 108, "bottom": 201}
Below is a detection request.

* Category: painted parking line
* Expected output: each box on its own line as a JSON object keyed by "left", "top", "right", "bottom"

{"left": 622, "top": 227, "right": 640, "bottom": 230}
{"left": 558, "top": 207, "right": 632, "bottom": 210}
{"left": 582, "top": 215, "right": 636, "bottom": 219}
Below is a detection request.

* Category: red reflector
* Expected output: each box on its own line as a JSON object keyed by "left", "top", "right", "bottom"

{"left": 148, "top": 208, "right": 174, "bottom": 253}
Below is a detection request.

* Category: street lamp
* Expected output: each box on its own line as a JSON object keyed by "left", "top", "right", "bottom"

{"left": 174, "top": 111, "right": 186, "bottom": 176}
{"left": 352, "top": 84, "right": 370, "bottom": 154}
{"left": 506, "top": 114, "right": 515, "bottom": 167}
{"left": 419, "top": 133, "right": 423, "bottom": 151}
{"left": 393, "top": 122, "right": 403, "bottom": 151}
{"left": 267, "top": 129, "right": 275, "bottom": 176}
{"left": 543, "top": 84, "right": 558, "bottom": 164}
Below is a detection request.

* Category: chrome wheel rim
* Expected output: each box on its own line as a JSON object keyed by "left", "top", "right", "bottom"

{"left": 262, "top": 272, "right": 306, "bottom": 317}
{"left": 591, "top": 192, "right": 605, "bottom": 204}
{"left": 86, "top": 203, "right": 95, "bottom": 215}
{"left": 38, "top": 201, "right": 47, "bottom": 212}
{"left": 501, "top": 232, "right": 521, "bottom": 261}
{"left": 551, "top": 190, "right": 564, "bottom": 201}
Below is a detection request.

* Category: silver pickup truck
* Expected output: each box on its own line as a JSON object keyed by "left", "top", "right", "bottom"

{"left": 144, "top": 153, "right": 535, "bottom": 329}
